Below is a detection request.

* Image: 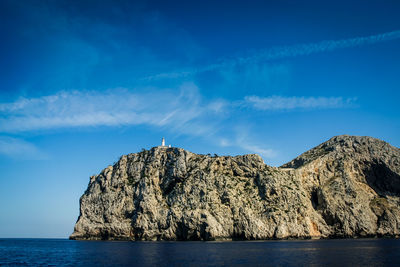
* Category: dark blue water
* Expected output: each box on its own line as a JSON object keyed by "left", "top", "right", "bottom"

{"left": 0, "top": 238, "right": 399, "bottom": 266}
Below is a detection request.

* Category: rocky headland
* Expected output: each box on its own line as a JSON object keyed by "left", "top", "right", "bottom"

{"left": 70, "top": 135, "right": 400, "bottom": 240}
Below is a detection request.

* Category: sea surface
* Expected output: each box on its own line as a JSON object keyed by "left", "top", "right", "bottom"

{"left": 0, "top": 238, "right": 399, "bottom": 266}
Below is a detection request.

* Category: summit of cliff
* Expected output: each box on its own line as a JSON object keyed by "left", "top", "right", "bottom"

{"left": 282, "top": 135, "right": 399, "bottom": 169}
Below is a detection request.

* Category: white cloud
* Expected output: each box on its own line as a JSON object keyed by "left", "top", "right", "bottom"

{"left": 235, "top": 134, "right": 277, "bottom": 159}
{"left": 0, "top": 84, "right": 224, "bottom": 135}
{"left": 238, "top": 142, "right": 276, "bottom": 159}
{"left": 0, "top": 86, "right": 356, "bottom": 161}
{"left": 146, "top": 30, "right": 400, "bottom": 79}
{"left": 218, "top": 130, "right": 277, "bottom": 159}
{"left": 219, "top": 138, "right": 231, "bottom": 147}
{"left": 0, "top": 136, "right": 47, "bottom": 159}
{"left": 243, "top": 95, "right": 356, "bottom": 110}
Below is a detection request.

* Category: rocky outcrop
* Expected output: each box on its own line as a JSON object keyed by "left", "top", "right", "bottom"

{"left": 70, "top": 135, "right": 400, "bottom": 240}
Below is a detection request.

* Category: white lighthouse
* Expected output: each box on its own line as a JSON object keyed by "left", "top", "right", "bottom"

{"left": 161, "top": 137, "right": 165, "bottom": 147}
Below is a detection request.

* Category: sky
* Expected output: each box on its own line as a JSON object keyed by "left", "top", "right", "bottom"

{"left": 0, "top": 0, "right": 399, "bottom": 238}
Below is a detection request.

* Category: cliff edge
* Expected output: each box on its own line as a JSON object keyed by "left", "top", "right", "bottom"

{"left": 70, "top": 135, "right": 400, "bottom": 240}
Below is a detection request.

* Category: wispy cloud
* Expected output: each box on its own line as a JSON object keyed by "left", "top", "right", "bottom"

{"left": 219, "top": 133, "right": 276, "bottom": 159}
{"left": 0, "top": 86, "right": 355, "bottom": 135}
{"left": 238, "top": 142, "right": 276, "bottom": 159}
{"left": 0, "top": 86, "right": 357, "bottom": 161}
{"left": 0, "top": 84, "right": 225, "bottom": 135}
{"left": 146, "top": 30, "right": 400, "bottom": 80}
{"left": 243, "top": 96, "right": 356, "bottom": 110}
{"left": 216, "top": 94, "right": 357, "bottom": 159}
{"left": 0, "top": 136, "right": 47, "bottom": 159}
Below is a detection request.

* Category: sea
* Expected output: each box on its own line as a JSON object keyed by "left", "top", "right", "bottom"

{"left": 0, "top": 238, "right": 399, "bottom": 266}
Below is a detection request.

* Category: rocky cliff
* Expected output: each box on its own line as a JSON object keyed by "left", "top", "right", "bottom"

{"left": 70, "top": 135, "right": 400, "bottom": 240}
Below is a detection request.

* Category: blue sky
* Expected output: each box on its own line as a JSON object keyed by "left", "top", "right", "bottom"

{"left": 0, "top": 0, "right": 399, "bottom": 238}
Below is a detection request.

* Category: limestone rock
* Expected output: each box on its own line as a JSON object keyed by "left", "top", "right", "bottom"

{"left": 70, "top": 135, "right": 400, "bottom": 240}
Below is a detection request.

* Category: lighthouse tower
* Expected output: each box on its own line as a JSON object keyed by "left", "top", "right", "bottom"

{"left": 161, "top": 137, "right": 165, "bottom": 147}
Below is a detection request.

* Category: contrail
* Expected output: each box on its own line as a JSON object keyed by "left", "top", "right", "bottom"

{"left": 145, "top": 30, "right": 400, "bottom": 80}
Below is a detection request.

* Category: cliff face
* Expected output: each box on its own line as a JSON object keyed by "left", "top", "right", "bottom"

{"left": 70, "top": 135, "right": 400, "bottom": 240}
